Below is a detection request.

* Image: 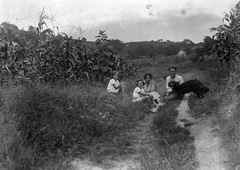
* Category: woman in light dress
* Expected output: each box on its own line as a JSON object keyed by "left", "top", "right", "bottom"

{"left": 143, "top": 73, "right": 164, "bottom": 107}
{"left": 132, "top": 79, "right": 158, "bottom": 112}
{"left": 107, "top": 71, "right": 127, "bottom": 95}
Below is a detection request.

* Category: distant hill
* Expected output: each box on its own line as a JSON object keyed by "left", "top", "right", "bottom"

{"left": 121, "top": 41, "right": 204, "bottom": 58}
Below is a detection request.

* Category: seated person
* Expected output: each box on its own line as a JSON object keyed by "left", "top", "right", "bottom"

{"left": 143, "top": 73, "right": 164, "bottom": 106}
{"left": 165, "top": 66, "right": 184, "bottom": 100}
{"left": 132, "top": 79, "right": 158, "bottom": 112}
{"left": 107, "top": 71, "right": 127, "bottom": 95}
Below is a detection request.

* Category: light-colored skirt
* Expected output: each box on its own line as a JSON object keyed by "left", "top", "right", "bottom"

{"left": 146, "top": 92, "right": 160, "bottom": 100}
{"left": 132, "top": 96, "right": 149, "bottom": 102}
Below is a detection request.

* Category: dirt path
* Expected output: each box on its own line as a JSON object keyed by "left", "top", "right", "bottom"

{"left": 191, "top": 119, "right": 227, "bottom": 170}
{"left": 176, "top": 95, "right": 227, "bottom": 170}
{"left": 70, "top": 113, "right": 159, "bottom": 170}
{"left": 71, "top": 95, "right": 227, "bottom": 170}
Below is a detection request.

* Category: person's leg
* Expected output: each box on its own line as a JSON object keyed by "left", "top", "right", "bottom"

{"left": 159, "top": 97, "right": 165, "bottom": 104}
{"left": 148, "top": 92, "right": 160, "bottom": 100}
{"left": 149, "top": 97, "right": 158, "bottom": 112}
{"left": 142, "top": 96, "right": 154, "bottom": 108}
{"left": 145, "top": 92, "right": 160, "bottom": 106}
{"left": 154, "top": 98, "right": 164, "bottom": 107}
{"left": 139, "top": 96, "right": 158, "bottom": 113}
{"left": 147, "top": 96, "right": 159, "bottom": 112}
{"left": 147, "top": 92, "right": 164, "bottom": 106}
{"left": 149, "top": 96, "right": 156, "bottom": 108}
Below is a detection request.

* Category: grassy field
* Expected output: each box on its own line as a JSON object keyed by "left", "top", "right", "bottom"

{"left": 0, "top": 84, "right": 151, "bottom": 169}
{"left": 0, "top": 55, "right": 237, "bottom": 170}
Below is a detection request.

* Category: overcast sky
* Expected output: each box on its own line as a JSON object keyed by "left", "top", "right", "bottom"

{"left": 0, "top": 0, "right": 239, "bottom": 43}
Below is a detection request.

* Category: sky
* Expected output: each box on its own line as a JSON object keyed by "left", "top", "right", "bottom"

{"left": 0, "top": 0, "right": 239, "bottom": 43}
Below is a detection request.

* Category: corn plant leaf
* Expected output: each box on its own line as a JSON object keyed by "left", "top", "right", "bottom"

{"left": 40, "top": 28, "right": 53, "bottom": 35}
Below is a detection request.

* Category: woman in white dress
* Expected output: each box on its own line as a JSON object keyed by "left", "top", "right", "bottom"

{"left": 143, "top": 73, "right": 164, "bottom": 107}
{"left": 107, "top": 71, "right": 127, "bottom": 95}
{"left": 132, "top": 79, "right": 158, "bottom": 112}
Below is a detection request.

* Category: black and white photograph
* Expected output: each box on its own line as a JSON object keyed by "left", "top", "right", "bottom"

{"left": 0, "top": 0, "right": 240, "bottom": 169}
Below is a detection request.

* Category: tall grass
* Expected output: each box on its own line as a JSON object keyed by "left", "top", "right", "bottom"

{"left": 0, "top": 84, "right": 148, "bottom": 169}
{"left": 145, "top": 100, "right": 197, "bottom": 170}
{"left": 214, "top": 74, "right": 240, "bottom": 170}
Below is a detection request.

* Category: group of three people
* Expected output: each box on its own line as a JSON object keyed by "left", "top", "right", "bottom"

{"left": 107, "top": 66, "right": 184, "bottom": 112}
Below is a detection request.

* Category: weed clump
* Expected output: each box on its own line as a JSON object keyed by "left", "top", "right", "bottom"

{"left": 14, "top": 87, "right": 105, "bottom": 154}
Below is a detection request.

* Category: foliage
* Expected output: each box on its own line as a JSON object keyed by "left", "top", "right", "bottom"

{"left": 181, "top": 39, "right": 194, "bottom": 45}
{"left": 202, "top": 36, "right": 215, "bottom": 55}
{"left": 189, "top": 36, "right": 214, "bottom": 64}
{"left": 0, "top": 13, "right": 137, "bottom": 86}
{"left": 108, "top": 39, "right": 125, "bottom": 52}
{"left": 211, "top": 8, "right": 240, "bottom": 70}
{"left": 183, "top": 46, "right": 192, "bottom": 55}
{"left": 211, "top": 4, "right": 240, "bottom": 169}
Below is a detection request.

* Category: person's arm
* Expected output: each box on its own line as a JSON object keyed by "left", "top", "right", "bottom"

{"left": 138, "top": 89, "right": 152, "bottom": 97}
{"left": 179, "top": 76, "right": 184, "bottom": 85}
{"left": 166, "top": 77, "right": 173, "bottom": 93}
{"left": 139, "top": 91, "right": 152, "bottom": 97}
{"left": 112, "top": 83, "right": 120, "bottom": 89}
{"left": 112, "top": 80, "right": 125, "bottom": 89}
{"left": 166, "top": 77, "right": 171, "bottom": 90}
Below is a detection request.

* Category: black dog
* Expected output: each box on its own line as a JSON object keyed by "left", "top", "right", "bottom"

{"left": 168, "top": 79, "right": 209, "bottom": 98}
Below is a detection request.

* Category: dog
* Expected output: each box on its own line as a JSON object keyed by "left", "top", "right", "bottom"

{"left": 168, "top": 79, "right": 209, "bottom": 98}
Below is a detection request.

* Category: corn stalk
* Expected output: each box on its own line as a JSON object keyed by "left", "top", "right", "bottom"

{"left": 211, "top": 11, "right": 240, "bottom": 72}
{"left": 0, "top": 26, "right": 137, "bottom": 86}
